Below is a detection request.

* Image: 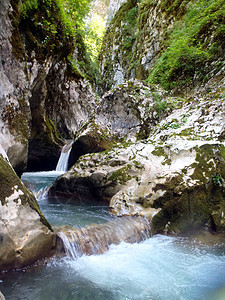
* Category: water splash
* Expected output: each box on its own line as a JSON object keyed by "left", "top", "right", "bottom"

{"left": 57, "top": 215, "right": 151, "bottom": 259}
{"left": 56, "top": 140, "right": 74, "bottom": 172}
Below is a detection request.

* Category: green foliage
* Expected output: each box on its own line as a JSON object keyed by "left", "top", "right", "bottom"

{"left": 152, "top": 92, "right": 167, "bottom": 116}
{"left": 62, "top": 0, "right": 91, "bottom": 30}
{"left": 15, "top": 0, "right": 75, "bottom": 60}
{"left": 11, "top": 0, "right": 96, "bottom": 83}
{"left": 126, "top": 7, "right": 138, "bottom": 25}
{"left": 147, "top": 0, "right": 225, "bottom": 90}
{"left": 21, "top": 0, "right": 38, "bottom": 16}
{"left": 212, "top": 174, "right": 223, "bottom": 186}
{"left": 85, "top": 13, "right": 106, "bottom": 61}
{"left": 160, "top": 0, "right": 191, "bottom": 17}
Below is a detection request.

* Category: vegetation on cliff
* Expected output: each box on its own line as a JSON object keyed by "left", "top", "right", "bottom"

{"left": 10, "top": 0, "right": 96, "bottom": 81}
{"left": 99, "top": 0, "right": 225, "bottom": 92}
{"left": 147, "top": 0, "right": 225, "bottom": 90}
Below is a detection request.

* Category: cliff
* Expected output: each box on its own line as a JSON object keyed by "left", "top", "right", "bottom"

{"left": 0, "top": 0, "right": 97, "bottom": 174}
{"left": 98, "top": 0, "right": 225, "bottom": 94}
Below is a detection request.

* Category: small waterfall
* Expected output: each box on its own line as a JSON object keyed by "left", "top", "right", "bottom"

{"left": 56, "top": 140, "right": 73, "bottom": 172}
{"left": 57, "top": 216, "right": 151, "bottom": 259}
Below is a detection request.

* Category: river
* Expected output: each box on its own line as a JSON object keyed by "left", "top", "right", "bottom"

{"left": 1, "top": 171, "right": 225, "bottom": 300}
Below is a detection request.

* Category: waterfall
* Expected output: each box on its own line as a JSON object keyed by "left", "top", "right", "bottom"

{"left": 57, "top": 216, "right": 151, "bottom": 259}
{"left": 56, "top": 140, "right": 73, "bottom": 172}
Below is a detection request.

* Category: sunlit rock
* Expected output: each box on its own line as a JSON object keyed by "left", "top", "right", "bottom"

{"left": 49, "top": 82, "right": 225, "bottom": 235}
{"left": 0, "top": 154, "right": 57, "bottom": 271}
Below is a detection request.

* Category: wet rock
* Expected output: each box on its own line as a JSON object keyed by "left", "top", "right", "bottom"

{"left": 49, "top": 84, "right": 225, "bottom": 235}
{"left": 0, "top": 154, "right": 57, "bottom": 271}
{"left": 56, "top": 215, "right": 150, "bottom": 257}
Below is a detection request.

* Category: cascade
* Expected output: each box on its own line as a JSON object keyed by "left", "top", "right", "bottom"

{"left": 56, "top": 140, "right": 74, "bottom": 172}
{"left": 57, "top": 215, "right": 151, "bottom": 259}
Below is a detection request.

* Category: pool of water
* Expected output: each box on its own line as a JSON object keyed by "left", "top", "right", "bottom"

{"left": 21, "top": 171, "right": 113, "bottom": 227}
{"left": 1, "top": 172, "right": 225, "bottom": 300}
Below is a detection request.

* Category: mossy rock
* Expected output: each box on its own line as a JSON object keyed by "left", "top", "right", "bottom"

{"left": 151, "top": 144, "right": 225, "bottom": 235}
{"left": 0, "top": 155, "right": 52, "bottom": 231}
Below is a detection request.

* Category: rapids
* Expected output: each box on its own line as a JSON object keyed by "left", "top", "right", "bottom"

{"left": 1, "top": 169, "right": 225, "bottom": 299}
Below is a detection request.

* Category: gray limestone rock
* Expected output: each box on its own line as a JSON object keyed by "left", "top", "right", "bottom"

{"left": 0, "top": 154, "right": 57, "bottom": 271}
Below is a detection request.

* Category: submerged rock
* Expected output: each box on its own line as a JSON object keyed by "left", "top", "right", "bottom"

{"left": 56, "top": 215, "right": 150, "bottom": 257}
{"left": 0, "top": 154, "right": 57, "bottom": 271}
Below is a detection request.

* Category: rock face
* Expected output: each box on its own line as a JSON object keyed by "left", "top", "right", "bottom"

{"left": 95, "top": 79, "right": 167, "bottom": 141}
{"left": 0, "top": 0, "right": 31, "bottom": 175}
{"left": 0, "top": 0, "right": 96, "bottom": 173}
{"left": 49, "top": 81, "right": 225, "bottom": 235}
{"left": 0, "top": 152, "right": 57, "bottom": 271}
{"left": 99, "top": 0, "right": 225, "bottom": 93}
{"left": 106, "top": 0, "right": 127, "bottom": 25}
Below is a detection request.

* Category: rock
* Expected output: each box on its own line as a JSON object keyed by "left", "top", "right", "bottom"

{"left": 49, "top": 137, "right": 225, "bottom": 234}
{"left": 0, "top": 0, "right": 97, "bottom": 173}
{"left": 107, "top": 0, "right": 127, "bottom": 26}
{"left": 0, "top": 291, "right": 5, "bottom": 300}
{"left": 49, "top": 82, "right": 225, "bottom": 235}
{"left": 0, "top": 154, "right": 57, "bottom": 271}
{"left": 95, "top": 79, "right": 167, "bottom": 140}
{"left": 68, "top": 127, "right": 114, "bottom": 169}
{"left": 0, "top": 0, "right": 31, "bottom": 175}
{"left": 56, "top": 215, "right": 150, "bottom": 256}
{"left": 99, "top": 0, "right": 225, "bottom": 94}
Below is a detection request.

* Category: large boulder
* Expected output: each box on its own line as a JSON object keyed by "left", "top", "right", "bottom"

{"left": 0, "top": 150, "right": 57, "bottom": 271}
{"left": 49, "top": 138, "right": 225, "bottom": 235}
{"left": 95, "top": 80, "right": 167, "bottom": 141}
{"left": 49, "top": 84, "right": 225, "bottom": 235}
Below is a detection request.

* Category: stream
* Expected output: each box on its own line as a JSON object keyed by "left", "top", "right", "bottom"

{"left": 1, "top": 171, "right": 225, "bottom": 300}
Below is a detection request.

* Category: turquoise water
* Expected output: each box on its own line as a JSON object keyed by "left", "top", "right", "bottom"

{"left": 1, "top": 172, "right": 225, "bottom": 300}
{"left": 21, "top": 171, "right": 113, "bottom": 227}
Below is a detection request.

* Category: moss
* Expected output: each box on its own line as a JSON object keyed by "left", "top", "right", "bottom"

{"left": 1, "top": 98, "right": 30, "bottom": 144}
{"left": 179, "top": 128, "right": 194, "bottom": 137}
{"left": 87, "top": 121, "right": 117, "bottom": 151}
{"left": 151, "top": 184, "right": 216, "bottom": 235}
{"left": 0, "top": 156, "right": 52, "bottom": 231}
{"left": 108, "top": 166, "right": 132, "bottom": 185}
{"left": 190, "top": 144, "right": 224, "bottom": 183}
{"left": 151, "top": 144, "right": 225, "bottom": 234}
{"left": 160, "top": 0, "right": 191, "bottom": 18}
{"left": 151, "top": 147, "right": 165, "bottom": 157}
{"left": 151, "top": 146, "right": 172, "bottom": 164}
{"left": 45, "top": 116, "right": 64, "bottom": 146}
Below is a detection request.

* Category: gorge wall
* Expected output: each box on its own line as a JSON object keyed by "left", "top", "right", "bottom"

{"left": 0, "top": 0, "right": 97, "bottom": 174}
{"left": 98, "top": 0, "right": 225, "bottom": 93}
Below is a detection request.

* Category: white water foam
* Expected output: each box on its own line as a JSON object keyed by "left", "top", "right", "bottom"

{"left": 63, "top": 235, "right": 225, "bottom": 300}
